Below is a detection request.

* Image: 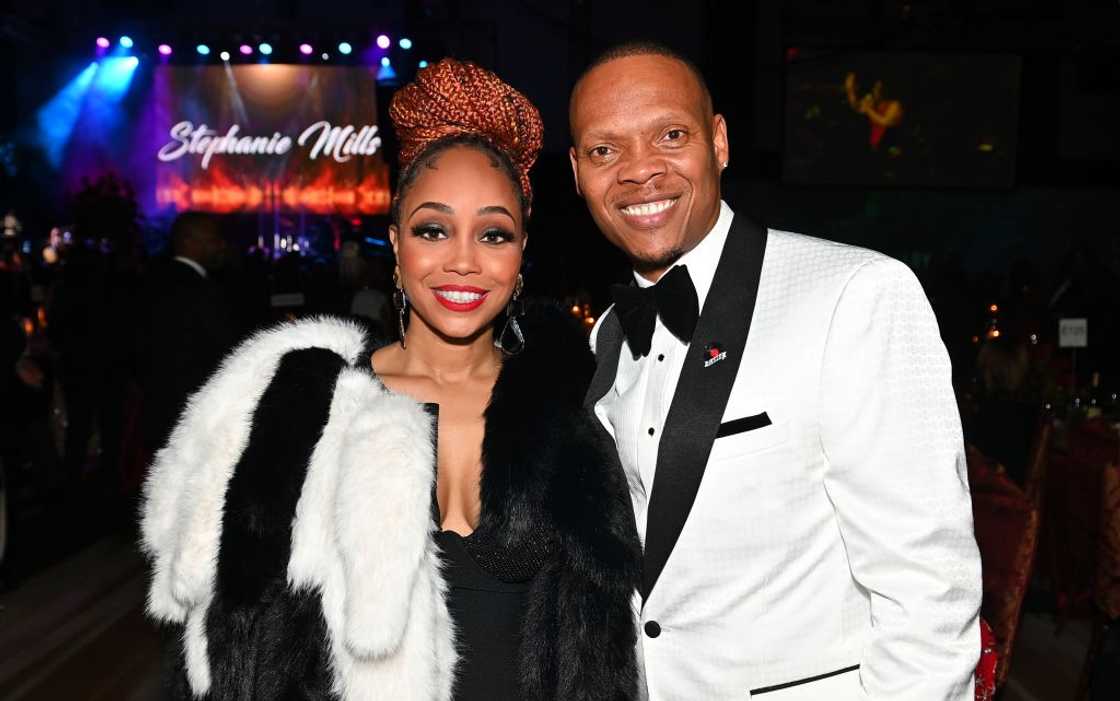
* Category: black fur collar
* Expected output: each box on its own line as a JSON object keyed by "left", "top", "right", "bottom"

{"left": 481, "top": 303, "right": 642, "bottom": 700}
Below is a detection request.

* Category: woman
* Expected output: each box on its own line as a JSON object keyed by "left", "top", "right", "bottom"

{"left": 141, "top": 59, "right": 641, "bottom": 700}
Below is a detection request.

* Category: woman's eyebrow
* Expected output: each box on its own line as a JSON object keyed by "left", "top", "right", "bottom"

{"left": 477, "top": 205, "right": 514, "bottom": 222}
{"left": 410, "top": 201, "right": 454, "bottom": 218}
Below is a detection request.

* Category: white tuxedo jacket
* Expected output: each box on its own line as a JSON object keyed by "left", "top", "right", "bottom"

{"left": 588, "top": 216, "right": 982, "bottom": 700}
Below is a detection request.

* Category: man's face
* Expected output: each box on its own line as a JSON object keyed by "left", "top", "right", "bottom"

{"left": 570, "top": 54, "right": 728, "bottom": 281}
{"left": 196, "top": 228, "right": 228, "bottom": 271}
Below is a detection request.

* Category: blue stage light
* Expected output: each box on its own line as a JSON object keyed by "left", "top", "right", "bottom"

{"left": 399, "top": 38, "right": 413, "bottom": 50}
{"left": 259, "top": 43, "right": 273, "bottom": 55}
{"left": 376, "top": 62, "right": 397, "bottom": 82}
{"left": 92, "top": 56, "right": 140, "bottom": 100}
{"left": 119, "top": 36, "right": 134, "bottom": 49}
{"left": 380, "top": 57, "right": 391, "bottom": 67}
{"left": 338, "top": 42, "right": 352, "bottom": 55}
{"left": 35, "top": 62, "right": 99, "bottom": 167}
{"left": 418, "top": 60, "right": 429, "bottom": 69}
{"left": 197, "top": 44, "right": 210, "bottom": 56}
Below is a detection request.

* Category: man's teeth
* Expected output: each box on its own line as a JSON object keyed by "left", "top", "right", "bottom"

{"left": 435, "top": 290, "right": 485, "bottom": 303}
{"left": 621, "top": 199, "right": 676, "bottom": 217}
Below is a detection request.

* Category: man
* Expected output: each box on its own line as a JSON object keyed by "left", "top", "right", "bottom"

{"left": 570, "top": 42, "right": 982, "bottom": 699}
{"left": 140, "top": 212, "right": 236, "bottom": 458}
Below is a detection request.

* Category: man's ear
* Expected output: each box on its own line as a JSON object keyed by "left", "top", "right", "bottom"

{"left": 568, "top": 146, "right": 582, "bottom": 196}
{"left": 712, "top": 113, "right": 730, "bottom": 170}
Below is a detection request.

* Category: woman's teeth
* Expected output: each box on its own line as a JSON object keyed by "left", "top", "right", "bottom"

{"left": 435, "top": 290, "right": 485, "bottom": 303}
{"left": 621, "top": 199, "right": 677, "bottom": 217}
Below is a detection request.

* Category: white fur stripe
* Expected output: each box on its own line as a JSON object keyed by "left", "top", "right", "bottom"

{"left": 139, "top": 316, "right": 368, "bottom": 695}
{"left": 140, "top": 316, "right": 456, "bottom": 699}
{"left": 337, "top": 391, "right": 436, "bottom": 657}
{"left": 184, "top": 606, "right": 211, "bottom": 694}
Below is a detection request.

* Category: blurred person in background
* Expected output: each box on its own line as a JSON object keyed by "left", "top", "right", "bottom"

{"left": 349, "top": 254, "right": 394, "bottom": 338}
{"left": 47, "top": 243, "right": 112, "bottom": 488}
{"left": 139, "top": 212, "right": 236, "bottom": 460}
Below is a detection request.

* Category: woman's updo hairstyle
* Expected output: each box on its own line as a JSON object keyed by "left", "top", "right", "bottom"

{"left": 388, "top": 58, "right": 544, "bottom": 226}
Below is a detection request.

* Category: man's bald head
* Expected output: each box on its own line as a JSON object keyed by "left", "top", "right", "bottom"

{"left": 570, "top": 41, "right": 713, "bottom": 142}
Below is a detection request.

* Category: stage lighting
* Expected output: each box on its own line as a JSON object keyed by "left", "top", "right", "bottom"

{"left": 377, "top": 62, "right": 397, "bottom": 82}
{"left": 418, "top": 60, "right": 429, "bottom": 69}
{"left": 119, "top": 36, "right": 134, "bottom": 49}
{"left": 220, "top": 51, "right": 231, "bottom": 61}
{"left": 35, "top": 62, "right": 99, "bottom": 167}
{"left": 127, "top": 56, "right": 139, "bottom": 68}
{"left": 259, "top": 43, "right": 272, "bottom": 55}
{"left": 158, "top": 44, "right": 172, "bottom": 56}
{"left": 380, "top": 57, "right": 391, "bottom": 67}
{"left": 321, "top": 53, "right": 330, "bottom": 60}
{"left": 338, "top": 42, "right": 352, "bottom": 55}
{"left": 240, "top": 44, "right": 253, "bottom": 56}
{"left": 399, "top": 38, "right": 412, "bottom": 50}
{"left": 376, "top": 34, "right": 391, "bottom": 49}
{"left": 299, "top": 43, "right": 313, "bottom": 56}
{"left": 197, "top": 44, "right": 211, "bottom": 55}
{"left": 96, "top": 37, "right": 110, "bottom": 49}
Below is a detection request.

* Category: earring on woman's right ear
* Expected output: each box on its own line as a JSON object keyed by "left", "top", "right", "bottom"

{"left": 392, "top": 268, "right": 409, "bottom": 349}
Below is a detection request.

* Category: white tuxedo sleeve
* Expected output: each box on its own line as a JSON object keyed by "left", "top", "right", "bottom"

{"left": 818, "top": 257, "right": 982, "bottom": 700}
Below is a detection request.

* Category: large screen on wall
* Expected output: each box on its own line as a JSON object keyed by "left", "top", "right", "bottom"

{"left": 59, "top": 64, "right": 390, "bottom": 216}
{"left": 783, "top": 50, "right": 1022, "bottom": 188}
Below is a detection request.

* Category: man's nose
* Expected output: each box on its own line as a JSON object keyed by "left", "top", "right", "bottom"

{"left": 617, "top": 145, "right": 666, "bottom": 186}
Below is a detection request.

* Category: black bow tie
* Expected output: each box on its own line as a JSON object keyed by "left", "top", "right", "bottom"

{"left": 610, "top": 265, "right": 699, "bottom": 358}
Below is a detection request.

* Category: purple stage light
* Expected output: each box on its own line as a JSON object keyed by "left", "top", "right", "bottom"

{"left": 96, "top": 37, "right": 111, "bottom": 49}
{"left": 299, "top": 43, "right": 313, "bottom": 56}
{"left": 376, "top": 34, "right": 391, "bottom": 49}
{"left": 158, "top": 44, "right": 172, "bottom": 56}
{"left": 239, "top": 44, "right": 253, "bottom": 56}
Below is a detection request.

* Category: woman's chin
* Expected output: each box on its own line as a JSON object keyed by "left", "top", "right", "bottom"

{"left": 423, "top": 318, "right": 495, "bottom": 344}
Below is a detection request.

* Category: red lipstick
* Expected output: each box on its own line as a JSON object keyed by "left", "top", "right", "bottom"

{"left": 432, "top": 285, "right": 489, "bottom": 312}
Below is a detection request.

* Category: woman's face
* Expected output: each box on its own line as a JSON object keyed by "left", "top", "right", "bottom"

{"left": 390, "top": 145, "right": 526, "bottom": 343}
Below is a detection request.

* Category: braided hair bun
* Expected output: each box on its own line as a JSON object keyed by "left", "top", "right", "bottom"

{"left": 389, "top": 58, "right": 544, "bottom": 205}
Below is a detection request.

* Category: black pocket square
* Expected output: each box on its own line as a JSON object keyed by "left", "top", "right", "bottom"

{"left": 715, "top": 412, "right": 772, "bottom": 438}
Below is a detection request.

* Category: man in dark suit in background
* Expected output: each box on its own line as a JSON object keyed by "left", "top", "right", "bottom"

{"left": 140, "top": 212, "right": 236, "bottom": 458}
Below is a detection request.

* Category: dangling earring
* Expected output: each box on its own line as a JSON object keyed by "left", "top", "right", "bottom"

{"left": 495, "top": 273, "right": 525, "bottom": 355}
{"left": 393, "top": 268, "right": 408, "bottom": 349}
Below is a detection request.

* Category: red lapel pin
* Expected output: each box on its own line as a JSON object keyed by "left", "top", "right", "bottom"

{"left": 703, "top": 342, "right": 727, "bottom": 368}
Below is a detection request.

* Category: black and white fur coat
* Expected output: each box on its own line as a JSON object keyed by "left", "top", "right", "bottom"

{"left": 140, "top": 306, "right": 642, "bottom": 700}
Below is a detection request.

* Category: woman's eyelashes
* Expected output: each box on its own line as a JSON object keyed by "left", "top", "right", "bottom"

{"left": 411, "top": 223, "right": 447, "bottom": 241}
{"left": 480, "top": 227, "right": 515, "bottom": 244}
{"left": 410, "top": 222, "right": 515, "bottom": 245}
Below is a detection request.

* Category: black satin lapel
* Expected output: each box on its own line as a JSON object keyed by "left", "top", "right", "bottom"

{"left": 641, "top": 216, "right": 768, "bottom": 601}
{"left": 584, "top": 308, "right": 624, "bottom": 410}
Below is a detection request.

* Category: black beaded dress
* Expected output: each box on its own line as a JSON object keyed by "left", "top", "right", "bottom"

{"left": 421, "top": 403, "right": 551, "bottom": 701}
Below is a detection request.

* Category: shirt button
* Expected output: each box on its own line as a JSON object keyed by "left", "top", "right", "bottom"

{"left": 644, "top": 620, "right": 662, "bottom": 638}
{"left": 657, "top": 353, "right": 665, "bottom": 362}
{"left": 647, "top": 427, "right": 655, "bottom": 436}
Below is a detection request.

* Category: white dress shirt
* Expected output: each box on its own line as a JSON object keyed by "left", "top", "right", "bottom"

{"left": 174, "top": 255, "right": 208, "bottom": 278}
{"left": 596, "top": 200, "right": 734, "bottom": 545}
